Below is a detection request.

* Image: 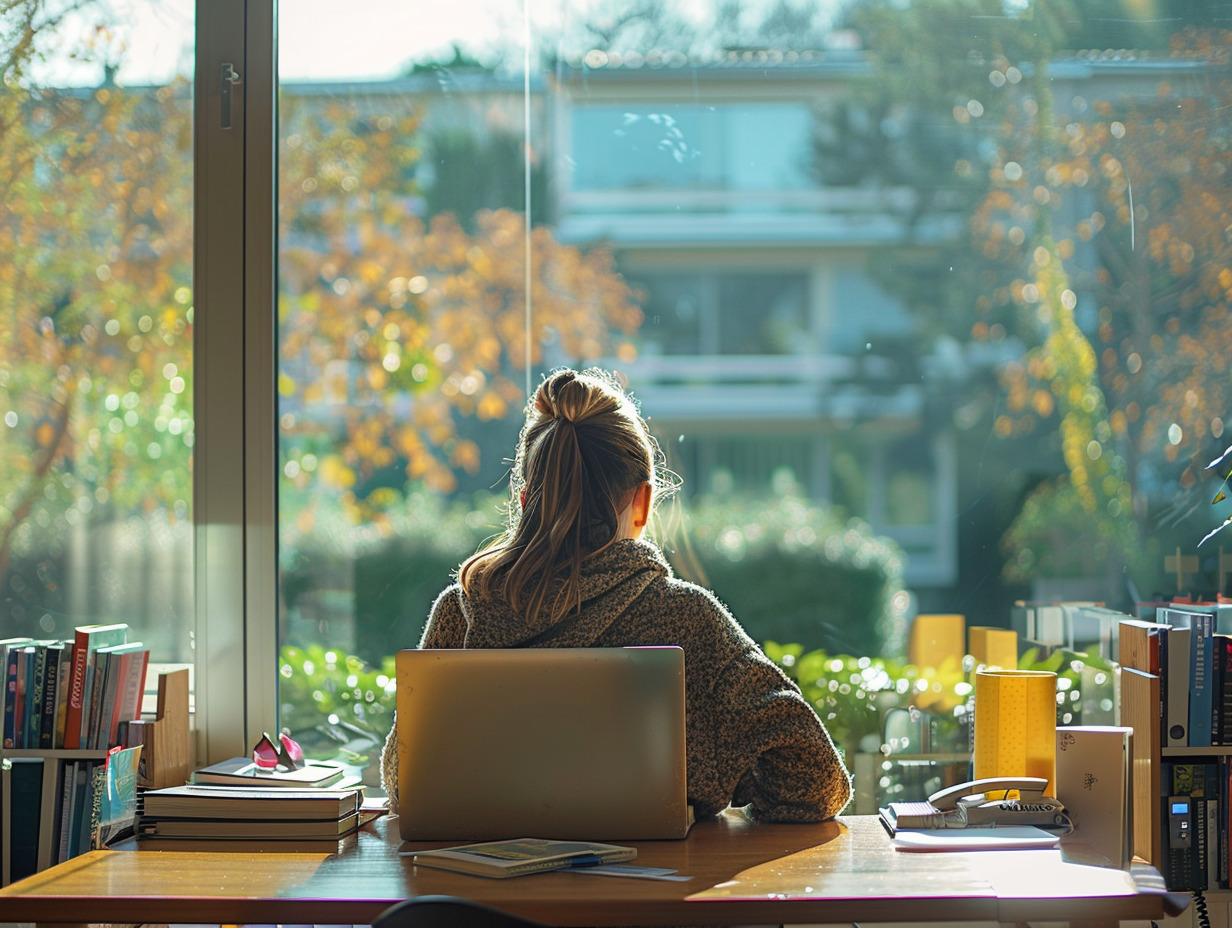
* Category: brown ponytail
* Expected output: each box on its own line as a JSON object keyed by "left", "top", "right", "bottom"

{"left": 460, "top": 368, "right": 674, "bottom": 626}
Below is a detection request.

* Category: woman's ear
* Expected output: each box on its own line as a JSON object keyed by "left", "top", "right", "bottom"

{"left": 631, "top": 482, "right": 652, "bottom": 528}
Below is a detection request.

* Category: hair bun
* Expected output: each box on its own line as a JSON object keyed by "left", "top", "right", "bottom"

{"left": 536, "top": 369, "right": 583, "bottom": 423}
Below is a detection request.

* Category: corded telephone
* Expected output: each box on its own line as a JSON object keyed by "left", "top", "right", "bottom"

{"left": 879, "top": 776, "right": 1071, "bottom": 834}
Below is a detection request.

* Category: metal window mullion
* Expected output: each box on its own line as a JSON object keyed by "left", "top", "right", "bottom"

{"left": 193, "top": 0, "right": 277, "bottom": 765}
{"left": 243, "top": 0, "right": 279, "bottom": 752}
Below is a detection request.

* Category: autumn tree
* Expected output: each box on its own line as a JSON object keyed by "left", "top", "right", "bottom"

{"left": 276, "top": 88, "right": 643, "bottom": 530}
{"left": 0, "top": 2, "right": 194, "bottom": 623}
{"left": 848, "top": 0, "right": 1232, "bottom": 587}
{"left": 963, "top": 24, "right": 1232, "bottom": 579}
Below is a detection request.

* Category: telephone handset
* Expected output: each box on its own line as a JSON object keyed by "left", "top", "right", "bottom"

{"left": 928, "top": 776, "right": 1050, "bottom": 811}
{"left": 879, "top": 775, "right": 1071, "bottom": 833}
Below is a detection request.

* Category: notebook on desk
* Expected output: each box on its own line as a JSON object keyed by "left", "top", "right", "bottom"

{"left": 395, "top": 646, "right": 691, "bottom": 842}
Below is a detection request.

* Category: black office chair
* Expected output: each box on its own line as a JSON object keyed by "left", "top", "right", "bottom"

{"left": 373, "top": 894, "right": 548, "bottom": 928}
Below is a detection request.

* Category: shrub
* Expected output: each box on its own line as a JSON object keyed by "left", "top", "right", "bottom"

{"left": 664, "top": 492, "right": 909, "bottom": 658}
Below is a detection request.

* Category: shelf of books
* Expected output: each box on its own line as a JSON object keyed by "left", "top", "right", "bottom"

{"left": 0, "top": 625, "right": 189, "bottom": 886}
{"left": 1120, "top": 605, "right": 1232, "bottom": 900}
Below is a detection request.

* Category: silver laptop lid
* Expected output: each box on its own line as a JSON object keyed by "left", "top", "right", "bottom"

{"left": 395, "top": 646, "right": 689, "bottom": 841}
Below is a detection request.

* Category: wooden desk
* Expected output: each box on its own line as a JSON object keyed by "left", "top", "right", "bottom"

{"left": 0, "top": 814, "right": 1185, "bottom": 927}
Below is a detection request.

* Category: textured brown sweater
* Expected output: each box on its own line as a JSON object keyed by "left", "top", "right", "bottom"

{"left": 380, "top": 538, "right": 851, "bottom": 823}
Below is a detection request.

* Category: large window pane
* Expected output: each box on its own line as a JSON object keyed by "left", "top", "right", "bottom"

{"left": 0, "top": 2, "right": 194, "bottom": 663}
{"left": 273, "top": 1, "right": 1232, "bottom": 803}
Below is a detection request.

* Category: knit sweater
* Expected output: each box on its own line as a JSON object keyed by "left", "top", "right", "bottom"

{"left": 379, "top": 538, "right": 851, "bottom": 823}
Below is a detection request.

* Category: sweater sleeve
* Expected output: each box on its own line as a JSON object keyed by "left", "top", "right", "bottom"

{"left": 716, "top": 647, "right": 852, "bottom": 822}
{"left": 379, "top": 588, "right": 467, "bottom": 810}
{"left": 672, "top": 579, "right": 848, "bottom": 823}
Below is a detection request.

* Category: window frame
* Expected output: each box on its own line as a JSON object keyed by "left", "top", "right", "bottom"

{"left": 193, "top": 0, "right": 278, "bottom": 761}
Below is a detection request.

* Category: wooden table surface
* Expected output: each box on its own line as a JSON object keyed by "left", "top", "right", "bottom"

{"left": 0, "top": 813, "right": 1185, "bottom": 927}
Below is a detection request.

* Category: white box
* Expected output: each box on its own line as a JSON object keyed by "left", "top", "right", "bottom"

{"left": 1056, "top": 725, "right": 1133, "bottom": 869}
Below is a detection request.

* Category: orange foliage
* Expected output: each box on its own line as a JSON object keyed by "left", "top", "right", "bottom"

{"left": 276, "top": 91, "right": 642, "bottom": 520}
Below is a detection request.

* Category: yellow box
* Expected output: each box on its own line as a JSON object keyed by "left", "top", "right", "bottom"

{"left": 968, "top": 626, "right": 1018, "bottom": 670}
{"left": 908, "top": 613, "right": 965, "bottom": 670}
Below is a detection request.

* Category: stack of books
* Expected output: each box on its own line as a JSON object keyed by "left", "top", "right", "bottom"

{"left": 137, "top": 783, "right": 376, "bottom": 851}
{"left": 2, "top": 624, "right": 149, "bottom": 751}
{"left": 137, "top": 752, "right": 382, "bottom": 851}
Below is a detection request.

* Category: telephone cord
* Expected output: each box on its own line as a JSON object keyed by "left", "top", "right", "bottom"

{"left": 1193, "top": 888, "right": 1211, "bottom": 928}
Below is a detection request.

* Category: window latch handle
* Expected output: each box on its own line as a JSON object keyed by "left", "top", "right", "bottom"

{"left": 221, "top": 62, "right": 242, "bottom": 130}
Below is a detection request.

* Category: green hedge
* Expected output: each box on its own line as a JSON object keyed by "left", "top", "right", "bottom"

{"left": 662, "top": 494, "right": 908, "bottom": 658}
{"left": 282, "top": 490, "right": 908, "bottom": 667}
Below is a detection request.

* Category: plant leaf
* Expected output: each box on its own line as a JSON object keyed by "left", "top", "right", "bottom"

{"left": 1199, "top": 515, "right": 1232, "bottom": 547}
{"left": 1207, "top": 444, "right": 1232, "bottom": 471}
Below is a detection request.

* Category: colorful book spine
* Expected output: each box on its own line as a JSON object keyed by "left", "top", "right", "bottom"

{"left": 1218, "top": 636, "right": 1232, "bottom": 745}
{"left": 38, "top": 644, "right": 66, "bottom": 749}
{"left": 3, "top": 644, "right": 21, "bottom": 748}
{"left": 1191, "top": 613, "right": 1215, "bottom": 747}
{"left": 64, "top": 624, "right": 128, "bottom": 750}
{"left": 54, "top": 644, "right": 73, "bottom": 749}
{"left": 22, "top": 646, "right": 42, "bottom": 749}
{"left": 110, "top": 647, "right": 150, "bottom": 746}
{"left": 1167, "top": 627, "right": 1191, "bottom": 746}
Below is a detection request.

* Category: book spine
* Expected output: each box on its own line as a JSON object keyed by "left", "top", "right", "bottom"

{"left": 63, "top": 631, "right": 91, "bottom": 750}
{"left": 3, "top": 646, "right": 20, "bottom": 748}
{"left": 56, "top": 760, "right": 75, "bottom": 864}
{"left": 1167, "top": 628, "right": 1191, "bottom": 746}
{"left": 1215, "top": 637, "right": 1228, "bottom": 747}
{"left": 38, "top": 646, "right": 62, "bottom": 749}
{"left": 88, "top": 762, "right": 106, "bottom": 850}
{"left": 87, "top": 652, "right": 112, "bottom": 750}
{"left": 104, "top": 651, "right": 133, "bottom": 748}
{"left": 1210, "top": 792, "right": 1221, "bottom": 892}
{"left": 1217, "top": 759, "right": 1227, "bottom": 892}
{"left": 24, "top": 646, "right": 44, "bottom": 749}
{"left": 1159, "top": 627, "right": 1169, "bottom": 745}
{"left": 1191, "top": 616, "right": 1215, "bottom": 747}
{"left": 78, "top": 657, "right": 97, "bottom": 748}
{"left": 72, "top": 761, "right": 94, "bottom": 859}
{"left": 1196, "top": 792, "right": 1209, "bottom": 892}
{"left": 54, "top": 644, "right": 73, "bottom": 749}
{"left": 111, "top": 648, "right": 149, "bottom": 745}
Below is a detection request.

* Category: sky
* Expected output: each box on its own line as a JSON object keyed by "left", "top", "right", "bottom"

{"left": 31, "top": 0, "right": 842, "bottom": 86}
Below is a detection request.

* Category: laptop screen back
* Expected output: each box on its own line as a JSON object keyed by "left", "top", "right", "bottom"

{"left": 395, "top": 646, "right": 689, "bottom": 841}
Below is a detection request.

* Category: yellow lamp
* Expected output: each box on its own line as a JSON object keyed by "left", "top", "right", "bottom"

{"left": 973, "top": 668, "right": 1057, "bottom": 797}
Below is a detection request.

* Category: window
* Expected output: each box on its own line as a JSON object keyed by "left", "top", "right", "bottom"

{"left": 632, "top": 271, "right": 810, "bottom": 355}
{"left": 7, "top": 2, "right": 1231, "bottom": 801}
{"left": 571, "top": 102, "right": 815, "bottom": 193}
{"left": 0, "top": 4, "right": 195, "bottom": 665}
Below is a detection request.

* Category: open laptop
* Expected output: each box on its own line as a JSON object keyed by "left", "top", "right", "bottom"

{"left": 395, "top": 646, "right": 691, "bottom": 841}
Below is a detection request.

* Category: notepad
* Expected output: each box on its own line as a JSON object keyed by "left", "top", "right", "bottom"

{"left": 891, "top": 826, "right": 1060, "bottom": 852}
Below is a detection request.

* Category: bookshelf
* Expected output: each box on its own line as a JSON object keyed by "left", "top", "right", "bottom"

{"left": 0, "top": 668, "right": 192, "bottom": 886}
{"left": 1120, "top": 616, "right": 1232, "bottom": 927}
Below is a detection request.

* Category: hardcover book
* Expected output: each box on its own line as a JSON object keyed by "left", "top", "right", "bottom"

{"left": 1190, "top": 613, "right": 1216, "bottom": 747}
{"left": 408, "top": 838, "right": 637, "bottom": 878}
{"left": 140, "top": 784, "right": 363, "bottom": 821}
{"left": 138, "top": 810, "right": 363, "bottom": 839}
{"left": 191, "top": 756, "right": 351, "bottom": 789}
{"left": 0, "top": 638, "right": 32, "bottom": 749}
{"left": 64, "top": 624, "right": 128, "bottom": 750}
